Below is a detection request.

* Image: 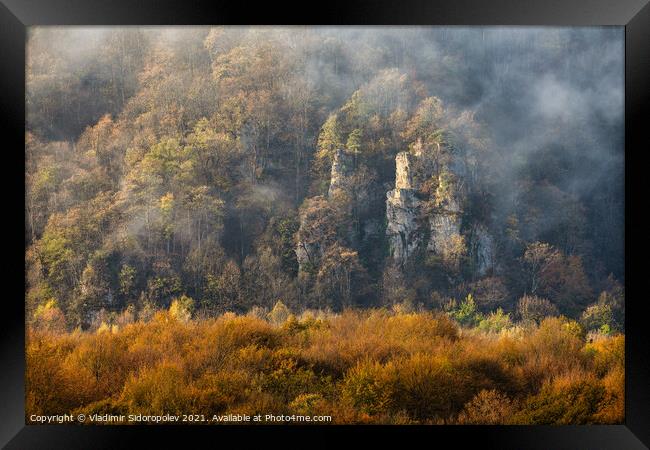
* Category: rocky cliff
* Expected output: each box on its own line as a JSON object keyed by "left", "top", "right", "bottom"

{"left": 469, "top": 224, "right": 496, "bottom": 276}
{"left": 298, "top": 144, "right": 496, "bottom": 277}
{"left": 386, "top": 146, "right": 495, "bottom": 275}
{"left": 386, "top": 152, "right": 423, "bottom": 263}
{"left": 296, "top": 149, "right": 356, "bottom": 274}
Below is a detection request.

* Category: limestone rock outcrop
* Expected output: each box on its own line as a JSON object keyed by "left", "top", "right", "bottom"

{"left": 295, "top": 149, "right": 358, "bottom": 274}
{"left": 385, "top": 151, "right": 432, "bottom": 264}
{"left": 470, "top": 224, "right": 496, "bottom": 276}
{"left": 386, "top": 184, "right": 422, "bottom": 263}
{"left": 387, "top": 144, "right": 483, "bottom": 270}
{"left": 385, "top": 146, "right": 497, "bottom": 275}
{"left": 394, "top": 152, "right": 414, "bottom": 190}
{"left": 427, "top": 212, "right": 462, "bottom": 255}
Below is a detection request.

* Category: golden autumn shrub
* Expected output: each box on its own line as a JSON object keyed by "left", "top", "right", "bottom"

{"left": 342, "top": 359, "right": 394, "bottom": 416}
{"left": 31, "top": 299, "right": 67, "bottom": 334}
{"left": 593, "top": 365, "right": 624, "bottom": 423}
{"left": 289, "top": 393, "right": 328, "bottom": 416}
{"left": 261, "top": 357, "right": 323, "bottom": 402}
{"left": 456, "top": 389, "right": 516, "bottom": 424}
{"left": 516, "top": 317, "right": 587, "bottom": 391}
{"left": 189, "top": 370, "right": 252, "bottom": 415}
{"left": 120, "top": 362, "right": 191, "bottom": 415}
{"left": 585, "top": 333, "right": 624, "bottom": 376}
{"left": 25, "top": 308, "right": 625, "bottom": 424}
{"left": 511, "top": 371, "right": 607, "bottom": 424}
{"left": 388, "top": 353, "right": 463, "bottom": 421}
{"left": 26, "top": 335, "right": 67, "bottom": 416}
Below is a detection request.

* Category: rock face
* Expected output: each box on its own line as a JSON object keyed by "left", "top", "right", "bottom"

{"left": 385, "top": 147, "right": 497, "bottom": 275}
{"left": 384, "top": 147, "right": 466, "bottom": 267}
{"left": 394, "top": 152, "right": 414, "bottom": 190}
{"left": 295, "top": 149, "right": 357, "bottom": 274}
{"left": 300, "top": 144, "right": 496, "bottom": 277}
{"left": 294, "top": 195, "right": 335, "bottom": 273}
{"left": 385, "top": 152, "right": 423, "bottom": 263}
{"left": 328, "top": 149, "right": 354, "bottom": 198}
{"left": 386, "top": 151, "right": 431, "bottom": 264}
{"left": 427, "top": 172, "right": 463, "bottom": 258}
{"left": 428, "top": 212, "right": 461, "bottom": 255}
{"left": 470, "top": 224, "right": 496, "bottom": 276}
{"left": 386, "top": 184, "right": 422, "bottom": 263}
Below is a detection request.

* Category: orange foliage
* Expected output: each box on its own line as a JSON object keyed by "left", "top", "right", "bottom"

{"left": 26, "top": 310, "right": 624, "bottom": 424}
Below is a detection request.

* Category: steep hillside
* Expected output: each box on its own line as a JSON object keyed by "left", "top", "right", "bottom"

{"left": 26, "top": 27, "right": 624, "bottom": 334}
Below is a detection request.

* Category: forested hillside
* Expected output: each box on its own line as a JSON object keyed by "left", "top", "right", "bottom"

{"left": 25, "top": 26, "right": 625, "bottom": 426}
{"left": 26, "top": 27, "right": 624, "bottom": 334}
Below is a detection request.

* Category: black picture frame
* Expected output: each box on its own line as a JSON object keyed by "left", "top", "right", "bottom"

{"left": 2, "top": 0, "right": 648, "bottom": 448}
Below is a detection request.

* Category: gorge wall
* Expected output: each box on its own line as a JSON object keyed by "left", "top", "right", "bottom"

{"left": 385, "top": 145, "right": 496, "bottom": 276}
{"left": 296, "top": 143, "right": 496, "bottom": 279}
{"left": 385, "top": 152, "right": 422, "bottom": 263}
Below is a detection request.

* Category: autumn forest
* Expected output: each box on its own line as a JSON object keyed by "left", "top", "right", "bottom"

{"left": 25, "top": 27, "right": 625, "bottom": 424}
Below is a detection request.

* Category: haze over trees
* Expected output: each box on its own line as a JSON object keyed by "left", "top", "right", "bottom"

{"left": 25, "top": 27, "right": 624, "bottom": 424}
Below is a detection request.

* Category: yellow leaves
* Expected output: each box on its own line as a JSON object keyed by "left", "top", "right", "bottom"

{"left": 169, "top": 295, "right": 194, "bottom": 323}
{"left": 511, "top": 370, "right": 608, "bottom": 425}
{"left": 35, "top": 298, "right": 59, "bottom": 315}
{"left": 342, "top": 359, "right": 394, "bottom": 415}
{"left": 32, "top": 298, "right": 66, "bottom": 335}
{"left": 159, "top": 192, "right": 175, "bottom": 215}
{"left": 584, "top": 334, "right": 624, "bottom": 377}
{"left": 121, "top": 362, "right": 188, "bottom": 415}
{"left": 96, "top": 322, "right": 119, "bottom": 335}
{"left": 289, "top": 393, "right": 326, "bottom": 416}
{"left": 203, "top": 28, "right": 227, "bottom": 56}
{"left": 77, "top": 113, "right": 115, "bottom": 158}
{"left": 26, "top": 309, "right": 625, "bottom": 424}
{"left": 403, "top": 96, "right": 446, "bottom": 145}
{"left": 267, "top": 300, "right": 290, "bottom": 326}
{"left": 434, "top": 169, "right": 458, "bottom": 207}
{"left": 314, "top": 113, "right": 348, "bottom": 189}
{"left": 593, "top": 365, "right": 624, "bottom": 423}
{"left": 457, "top": 389, "right": 515, "bottom": 424}
{"left": 342, "top": 352, "right": 464, "bottom": 421}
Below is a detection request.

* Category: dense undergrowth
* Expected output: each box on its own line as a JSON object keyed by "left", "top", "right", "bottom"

{"left": 26, "top": 305, "right": 624, "bottom": 425}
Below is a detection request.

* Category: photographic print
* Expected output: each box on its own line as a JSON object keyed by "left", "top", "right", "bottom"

{"left": 25, "top": 26, "right": 625, "bottom": 425}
